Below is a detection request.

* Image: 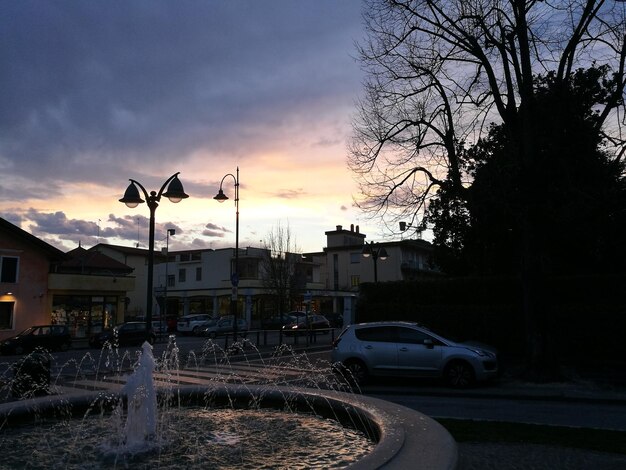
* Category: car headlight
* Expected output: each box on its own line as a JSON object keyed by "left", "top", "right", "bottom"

{"left": 466, "top": 348, "right": 487, "bottom": 357}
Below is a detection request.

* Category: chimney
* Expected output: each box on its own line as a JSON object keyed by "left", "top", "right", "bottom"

{"left": 336, "top": 225, "right": 342, "bottom": 231}
{"left": 350, "top": 224, "right": 354, "bottom": 232}
{"left": 356, "top": 225, "right": 360, "bottom": 233}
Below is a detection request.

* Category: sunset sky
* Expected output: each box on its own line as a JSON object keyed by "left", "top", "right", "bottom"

{"left": 0, "top": 0, "right": 395, "bottom": 254}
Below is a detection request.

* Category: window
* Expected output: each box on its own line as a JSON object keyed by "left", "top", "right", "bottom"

{"left": 355, "top": 326, "right": 397, "bottom": 343}
{"left": 396, "top": 327, "right": 432, "bottom": 345}
{"left": 350, "top": 252, "right": 361, "bottom": 264}
{"left": 179, "top": 268, "right": 186, "bottom": 283}
{"left": 191, "top": 252, "right": 201, "bottom": 261}
{"left": 0, "top": 302, "right": 14, "bottom": 330}
{"left": 179, "top": 253, "right": 190, "bottom": 262}
{"left": 238, "top": 258, "right": 259, "bottom": 279}
{"left": 196, "top": 267, "right": 202, "bottom": 281}
{"left": 167, "top": 274, "right": 175, "bottom": 287}
{"left": 350, "top": 275, "right": 360, "bottom": 287}
{"left": 1, "top": 256, "right": 18, "bottom": 283}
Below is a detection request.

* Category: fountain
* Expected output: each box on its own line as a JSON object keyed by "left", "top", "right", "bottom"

{"left": 0, "top": 338, "right": 458, "bottom": 469}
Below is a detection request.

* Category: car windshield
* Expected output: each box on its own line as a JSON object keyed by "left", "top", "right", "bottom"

{"left": 16, "top": 327, "right": 36, "bottom": 336}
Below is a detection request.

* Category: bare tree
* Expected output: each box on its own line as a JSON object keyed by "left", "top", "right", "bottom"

{"left": 349, "top": 0, "right": 626, "bottom": 379}
{"left": 350, "top": 0, "right": 626, "bottom": 230}
{"left": 260, "top": 222, "right": 301, "bottom": 318}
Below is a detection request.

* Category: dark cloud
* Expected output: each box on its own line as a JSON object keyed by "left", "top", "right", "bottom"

{"left": 202, "top": 221, "right": 230, "bottom": 238}
{"left": 0, "top": 1, "right": 363, "bottom": 194}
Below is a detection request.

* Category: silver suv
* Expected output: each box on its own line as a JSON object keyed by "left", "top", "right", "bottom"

{"left": 177, "top": 314, "right": 212, "bottom": 335}
{"left": 331, "top": 321, "right": 498, "bottom": 388}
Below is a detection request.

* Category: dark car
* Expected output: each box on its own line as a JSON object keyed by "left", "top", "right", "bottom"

{"left": 261, "top": 313, "right": 299, "bottom": 330}
{"left": 324, "top": 313, "right": 344, "bottom": 328}
{"left": 282, "top": 314, "right": 331, "bottom": 335}
{"left": 0, "top": 325, "right": 72, "bottom": 355}
{"left": 89, "top": 322, "right": 155, "bottom": 348}
{"left": 200, "top": 317, "right": 249, "bottom": 338}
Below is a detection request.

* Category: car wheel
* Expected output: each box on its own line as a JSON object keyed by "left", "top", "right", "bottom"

{"left": 148, "top": 335, "right": 156, "bottom": 345}
{"left": 444, "top": 361, "right": 475, "bottom": 388}
{"left": 60, "top": 342, "right": 70, "bottom": 352}
{"left": 209, "top": 332, "right": 217, "bottom": 339}
{"left": 14, "top": 345, "right": 25, "bottom": 355}
{"left": 343, "top": 359, "right": 369, "bottom": 384}
{"left": 193, "top": 326, "right": 200, "bottom": 335}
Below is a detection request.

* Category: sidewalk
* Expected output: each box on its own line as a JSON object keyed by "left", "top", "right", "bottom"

{"left": 364, "top": 376, "right": 626, "bottom": 405}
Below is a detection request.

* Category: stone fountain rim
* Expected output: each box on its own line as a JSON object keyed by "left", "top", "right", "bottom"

{"left": 0, "top": 384, "right": 458, "bottom": 470}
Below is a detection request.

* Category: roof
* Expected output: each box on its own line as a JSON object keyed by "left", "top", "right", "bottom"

{"left": 0, "top": 217, "right": 67, "bottom": 260}
{"left": 59, "top": 246, "right": 133, "bottom": 274}
{"left": 91, "top": 243, "right": 150, "bottom": 256}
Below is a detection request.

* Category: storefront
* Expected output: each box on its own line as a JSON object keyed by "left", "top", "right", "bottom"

{"left": 51, "top": 295, "right": 120, "bottom": 339}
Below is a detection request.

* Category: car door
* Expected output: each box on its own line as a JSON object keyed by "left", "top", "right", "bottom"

{"left": 354, "top": 326, "right": 399, "bottom": 374}
{"left": 395, "top": 326, "right": 443, "bottom": 376}
{"left": 37, "top": 326, "right": 55, "bottom": 351}
{"left": 217, "top": 318, "right": 232, "bottom": 334}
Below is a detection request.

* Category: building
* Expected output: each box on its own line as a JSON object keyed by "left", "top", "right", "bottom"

{"left": 49, "top": 246, "right": 135, "bottom": 339}
{"left": 1, "top": 219, "right": 436, "bottom": 340}
{"left": 89, "top": 243, "right": 163, "bottom": 318}
{"left": 0, "top": 218, "right": 66, "bottom": 340}
{"left": 152, "top": 246, "right": 325, "bottom": 328}
{"left": 156, "top": 224, "right": 436, "bottom": 328}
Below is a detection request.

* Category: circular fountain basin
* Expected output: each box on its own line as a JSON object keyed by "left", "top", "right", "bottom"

{"left": 0, "top": 384, "right": 458, "bottom": 469}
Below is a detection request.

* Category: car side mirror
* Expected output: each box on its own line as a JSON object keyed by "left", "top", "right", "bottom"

{"left": 423, "top": 339, "right": 434, "bottom": 349}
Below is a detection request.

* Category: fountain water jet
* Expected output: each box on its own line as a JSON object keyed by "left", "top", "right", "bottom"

{"left": 0, "top": 338, "right": 458, "bottom": 469}
{"left": 120, "top": 341, "right": 157, "bottom": 447}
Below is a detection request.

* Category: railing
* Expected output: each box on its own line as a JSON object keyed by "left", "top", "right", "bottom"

{"left": 220, "top": 328, "right": 339, "bottom": 351}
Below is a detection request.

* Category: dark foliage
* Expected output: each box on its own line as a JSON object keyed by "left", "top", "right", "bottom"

{"left": 428, "top": 67, "right": 626, "bottom": 277}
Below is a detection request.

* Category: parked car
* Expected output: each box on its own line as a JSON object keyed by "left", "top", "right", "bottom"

{"left": 324, "top": 313, "right": 344, "bottom": 328}
{"left": 200, "top": 317, "right": 248, "bottom": 338}
{"left": 0, "top": 325, "right": 72, "bottom": 355}
{"left": 177, "top": 314, "right": 212, "bottom": 335}
{"left": 151, "top": 320, "right": 168, "bottom": 335}
{"left": 331, "top": 321, "right": 498, "bottom": 388}
{"left": 282, "top": 314, "right": 330, "bottom": 335}
{"left": 261, "top": 313, "right": 298, "bottom": 330}
{"left": 89, "top": 322, "right": 155, "bottom": 348}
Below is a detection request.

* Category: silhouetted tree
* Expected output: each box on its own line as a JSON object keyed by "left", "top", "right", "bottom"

{"left": 260, "top": 223, "right": 300, "bottom": 319}
{"left": 349, "top": 0, "right": 626, "bottom": 380}
{"left": 431, "top": 67, "right": 626, "bottom": 277}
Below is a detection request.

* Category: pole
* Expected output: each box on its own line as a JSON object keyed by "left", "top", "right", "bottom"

{"left": 373, "top": 252, "right": 379, "bottom": 283}
{"left": 233, "top": 166, "right": 240, "bottom": 341}
{"left": 146, "top": 196, "right": 158, "bottom": 340}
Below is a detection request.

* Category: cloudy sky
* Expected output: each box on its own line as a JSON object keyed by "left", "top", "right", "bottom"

{"left": 0, "top": 0, "right": 382, "bottom": 253}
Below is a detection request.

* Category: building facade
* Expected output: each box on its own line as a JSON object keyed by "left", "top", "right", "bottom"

{"left": 1, "top": 219, "right": 436, "bottom": 340}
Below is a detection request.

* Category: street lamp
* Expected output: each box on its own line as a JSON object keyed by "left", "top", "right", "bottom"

{"left": 214, "top": 166, "right": 240, "bottom": 341}
{"left": 163, "top": 228, "right": 175, "bottom": 336}
{"left": 362, "top": 241, "right": 389, "bottom": 283}
{"left": 119, "top": 173, "right": 188, "bottom": 340}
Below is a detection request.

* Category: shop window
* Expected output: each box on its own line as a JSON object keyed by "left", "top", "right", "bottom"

{"left": 0, "top": 302, "right": 13, "bottom": 329}
{"left": 351, "top": 275, "right": 360, "bottom": 287}
{"left": 1, "top": 256, "right": 18, "bottom": 283}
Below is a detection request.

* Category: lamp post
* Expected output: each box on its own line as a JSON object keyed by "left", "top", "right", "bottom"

{"left": 362, "top": 241, "right": 389, "bottom": 283}
{"left": 163, "top": 228, "right": 175, "bottom": 336}
{"left": 119, "top": 173, "right": 188, "bottom": 340}
{"left": 214, "top": 166, "right": 240, "bottom": 341}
